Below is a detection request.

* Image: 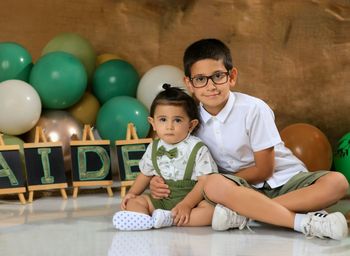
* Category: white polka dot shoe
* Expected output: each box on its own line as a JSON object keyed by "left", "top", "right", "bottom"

{"left": 112, "top": 211, "right": 153, "bottom": 231}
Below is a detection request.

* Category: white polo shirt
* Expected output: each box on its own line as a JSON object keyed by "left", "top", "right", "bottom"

{"left": 196, "top": 91, "right": 307, "bottom": 188}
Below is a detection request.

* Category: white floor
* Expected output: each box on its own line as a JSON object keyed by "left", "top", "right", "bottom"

{"left": 0, "top": 190, "right": 349, "bottom": 256}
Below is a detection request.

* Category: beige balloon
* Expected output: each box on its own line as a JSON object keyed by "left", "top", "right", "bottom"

{"left": 68, "top": 92, "right": 100, "bottom": 125}
{"left": 25, "top": 110, "right": 83, "bottom": 171}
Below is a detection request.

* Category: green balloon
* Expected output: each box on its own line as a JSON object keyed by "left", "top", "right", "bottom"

{"left": 96, "top": 96, "right": 150, "bottom": 141}
{"left": 334, "top": 132, "right": 350, "bottom": 183}
{"left": 42, "top": 32, "right": 96, "bottom": 80}
{"left": 0, "top": 42, "right": 33, "bottom": 82}
{"left": 29, "top": 51, "right": 87, "bottom": 109}
{"left": 93, "top": 60, "right": 139, "bottom": 104}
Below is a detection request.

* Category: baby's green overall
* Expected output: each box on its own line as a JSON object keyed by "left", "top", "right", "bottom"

{"left": 150, "top": 139, "right": 204, "bottom": 210}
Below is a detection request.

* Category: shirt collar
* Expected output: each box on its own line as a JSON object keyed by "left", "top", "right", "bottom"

{"left": 200, "top": 92, "right": 236, "bottom": 123}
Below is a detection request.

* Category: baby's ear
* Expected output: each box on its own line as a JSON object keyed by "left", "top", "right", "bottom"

{"left": 148, "top": 117, "right": 156, "bottom": 131}
{"left": 189, "top": 119, "right": 199, "bottom": 133}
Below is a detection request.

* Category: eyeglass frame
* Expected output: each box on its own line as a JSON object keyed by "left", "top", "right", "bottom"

{"left": 189, "top": 71, "right": 231, "bottom": 88}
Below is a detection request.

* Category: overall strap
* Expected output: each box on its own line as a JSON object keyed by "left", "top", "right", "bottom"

{"left": 183, "top": 142, "right": 204, "bottom": 180}
{"left": 151, "top": 139, "right": 162, "bottom": 177}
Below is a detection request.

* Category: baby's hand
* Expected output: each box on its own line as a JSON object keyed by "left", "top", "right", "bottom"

{"left": 171, "top": 202, "right": 191, "bottom": 226}
{"left": 120, "top": 193, "right": 136, "bottom": 210}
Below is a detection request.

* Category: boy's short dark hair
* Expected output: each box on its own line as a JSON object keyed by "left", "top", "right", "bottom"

{"left": 150, "top": 84, "right": 200, "bottom": 132}
{"left": 183, "top": 38, "right": 233, "bottom": 77}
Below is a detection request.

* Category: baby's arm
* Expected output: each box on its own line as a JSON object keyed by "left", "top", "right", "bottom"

{"left": 171, "top": 175, "right": 208, "bottom": 226}
{"left": 120, "top": 173, "right": 152, "bottom": 210}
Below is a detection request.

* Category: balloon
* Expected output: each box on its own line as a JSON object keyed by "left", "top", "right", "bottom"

{"left": 42, "top": 32, "right": 96, "bottom": 80}
{"left": 0, "top": 42, "right": 33, "bottom": 82}
{"left": 68, "top": 92, "right": 100, "bottom": 125}
{"left": 280, "top": 123, "right": 333, "bottom": 171}
{"left": 29, "top": 51, "right": 87, "bottom": 109}
{"left": 96, "top": 96, "right": 150, "bottom": 141}
{"left": 136, "top": 65, "right": 187, "bottom": 110}
{"left": 24, "top": 110, "right": 83, "bottom": 171}
{"left": 333, "top": 132, "right": 350, "bottom": 183}
{"left": 0, "top": 80, "right": 41, "bottom": 135}
{"left": 96, "top": 53, "right": 120, "bottom": 67}
{"left": 92, "top": 60, "right": 139, "bottom": 104}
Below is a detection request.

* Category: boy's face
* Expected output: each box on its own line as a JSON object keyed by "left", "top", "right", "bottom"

{"left": 184, "top": 59, "right": 237, "bottom": 116}
{"left": 148, "top": 105, "right": 198, "bottom": 144}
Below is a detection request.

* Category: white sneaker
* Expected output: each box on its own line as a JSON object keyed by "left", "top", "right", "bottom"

{"left": 212, "top": 204, "right": 249, "bottom": 231}
{"left": 113, "top": 211, "right": 153, "bottom": 231}
{"left": 152, "top": 209, "right": 173, "bottom": 229}
{"left": 301, "top": 212, "right": 348, "bottom": 240}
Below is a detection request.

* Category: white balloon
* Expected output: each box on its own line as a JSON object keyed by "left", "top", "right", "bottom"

{"left": 136, "top": 65, "right": 187, "bottom": 110}
{"left": 0, "top": 79, "right": 42, "bottom": 135}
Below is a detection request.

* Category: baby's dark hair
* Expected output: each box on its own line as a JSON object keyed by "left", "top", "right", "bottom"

{"left": 183, "top": 38, "right": 233, "bottom": 77}
{"left": 150, "top": 83, "right": 200, "bottom": 132}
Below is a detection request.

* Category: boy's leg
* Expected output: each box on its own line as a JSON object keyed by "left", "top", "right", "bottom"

{"left": 272, "top": 172, "right": 349, "bottom": 212}
{"left": 182, "top": 200, "right": 215, "bottom": 227}
{"left": 204, "top": 174, "right": 295, "bottom": 228}
{"left": 205, "top": 174, "right": 348, "bottom": 239}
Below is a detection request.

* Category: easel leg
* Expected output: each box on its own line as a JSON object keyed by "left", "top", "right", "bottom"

{"left": 106, "top": 186, "right": 113, "bottom": 197}
{"left": 60, "top": 188, "right": 68, "bottom": 200}
{"left": 120, "top": 186, "right": 126, "bottom": 198}
{"left": 28, "top": 191, "right": 34, "bottom": 203}
{"left": 73, "top": 187, "right": 79, "bottom": 198}
{"left": 18, "top": 193, "right": 26, "bottom": 204}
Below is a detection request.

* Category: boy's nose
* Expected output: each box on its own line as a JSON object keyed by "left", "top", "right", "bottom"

{"left": 207, "top": 79, "right": 217, "bottom": 89}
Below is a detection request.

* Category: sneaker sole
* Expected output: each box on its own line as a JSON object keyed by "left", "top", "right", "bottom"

{"left": 113, "top": 211, "right": 153, "bottom": 231}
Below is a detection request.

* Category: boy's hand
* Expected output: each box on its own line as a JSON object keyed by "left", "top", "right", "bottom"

{"left": 150, "top": 176, "right": 170, "bottom": 199}
{"left": 171, "top": 202, "right": 191, "bottom": 226}
{"left": 120, "top": 193, "right": 136, "bottom": 210}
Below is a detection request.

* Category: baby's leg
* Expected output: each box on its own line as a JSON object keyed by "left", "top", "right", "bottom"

{"left": 113, "top": 195, "right": 155, "bottom": 231}
{"left": 183, "top": 200, "right": 214, "bottom": 227}
{"left": 125, "top": 194, "right": 155, "bottom": 215}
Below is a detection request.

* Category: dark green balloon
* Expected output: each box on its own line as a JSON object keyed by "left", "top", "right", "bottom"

{"left": 93, "top": 60, "right": 139, "bottom": 104}
{"left": 29, "top": 51, "right": 87, "bottom": 109}
{"left": 334, "top": 132, "right": 350, "bottom": 183}
{"left": 0, "top": 42, "right": 33, "bottom": 82}
{"left": 96, "top": 96, "right": 150, "bottom": 141}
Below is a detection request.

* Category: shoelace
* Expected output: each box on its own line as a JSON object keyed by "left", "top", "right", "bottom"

{"left": 229, "top": 212, "right": 254, "bottom": 233}
{"left": 304, "top": 214, "right": 330, "bottom": 239}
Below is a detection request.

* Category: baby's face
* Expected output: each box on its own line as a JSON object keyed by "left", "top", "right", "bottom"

{"left": 148, "top": 104, "right": 197, "bottom": 144}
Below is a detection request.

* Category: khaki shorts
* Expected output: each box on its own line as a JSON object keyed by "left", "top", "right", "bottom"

{"left": 204, "top": 171, "right": 329, "bottom": 204}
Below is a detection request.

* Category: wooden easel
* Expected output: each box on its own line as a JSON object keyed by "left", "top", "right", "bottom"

{"left": 27, "top": 126, "right": 68, "bottom": 203}
{"left": 119, "top": 123, "right": 150, "bottom": 197}
{"left": 0, "top": 134, "right": 26, "bottom": 204}
{"left": 72, "top": 125, "right": 113, "bottom": 198}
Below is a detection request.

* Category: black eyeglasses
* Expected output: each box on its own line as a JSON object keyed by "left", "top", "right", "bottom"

{"left": 190, "top": 71, "right": 230, "bottom": 88}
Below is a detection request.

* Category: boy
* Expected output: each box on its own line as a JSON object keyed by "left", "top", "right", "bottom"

{"left": 150, "top": 38, "right": 349, "bottom": 240}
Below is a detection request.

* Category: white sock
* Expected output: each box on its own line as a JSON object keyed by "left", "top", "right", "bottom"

{"left": 293, "top": 213, "right": 307, "bottom": 233}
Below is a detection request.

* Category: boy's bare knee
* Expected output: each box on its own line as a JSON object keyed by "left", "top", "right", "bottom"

{"left": 204, "top": 174, "right": 236, "bottom": 203}
{"left": 319, "top": 172, "right": 349, "bottom": 197}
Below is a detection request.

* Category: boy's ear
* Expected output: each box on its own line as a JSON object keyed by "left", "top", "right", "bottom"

{"left": 189, "top": 119, "right": 199, "bottom": 133}
{"left": 184, "top": 76, "right": 194, "bottom": 94}
{"left": 229, "top": 68, "right": 238, "bottom": 90}
{"left": 148, "top": 117, "right": 156, "bottom": 131}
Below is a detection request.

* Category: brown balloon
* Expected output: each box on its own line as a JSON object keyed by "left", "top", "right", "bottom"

{"left": 280, "top": 123, "right": 333, "bottom": 172}
{"left": 25, "top": 110, "right": 83, "bottom": 171}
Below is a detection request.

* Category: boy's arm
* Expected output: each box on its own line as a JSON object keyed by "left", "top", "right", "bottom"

{"left": 234, "top": 147, "right": 275, "bottom": 184}
{"left": 171, "top": 175, "right": 207, "bottom": 225}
